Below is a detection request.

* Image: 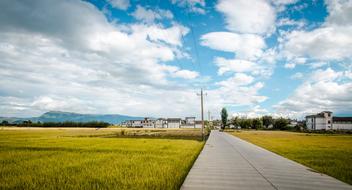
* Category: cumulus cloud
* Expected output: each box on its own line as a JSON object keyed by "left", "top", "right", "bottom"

{"left": 171, "top": 0, "right": 206, "bottom": 14}
{"left": 0, "top": 0, "right": 204, "bottom": 118}
{"left": 281, "top": 26, "right": 352, "bottom": 61}
{"left": 214, "top": 57, "right": 273, "bottom": 77}
{"left": 216, "top": 73, "right": 254, "bottom": 87}
{"left": 290, "top": 72, "right": 304, "bottom": 79}
{"left": 108, "top": 0, "right": 130, "bottom": 10}
{"left": 200, "top": 32, "right": 266, "bottom": 60}
{"left": 216, "top": 0, "right": 276, "bottom": 35}
{"left": 275, "top": 68, "right": 352, "bottom": 117}
{"left": 131, "top": 5, "right": 173, "bottom": 23}
{"left": 280, "top": 0, "right": 352, "bottom": 62}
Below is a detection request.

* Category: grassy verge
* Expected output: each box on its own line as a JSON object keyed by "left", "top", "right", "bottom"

{"left": 230, "top": 130, "right": 352, "bottom": 185}
{"left": 0, "top": 128, "right": 204, "bottom": 189}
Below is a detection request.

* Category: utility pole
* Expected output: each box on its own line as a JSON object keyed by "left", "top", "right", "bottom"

{"left": 200, "top": 88, "right": 204, "bottom": 141}
{"left": 208, "top": 110, "right": 211, "bottom": 121}
{"left": 197, "top": 88, "right": 206, "bottom": 141}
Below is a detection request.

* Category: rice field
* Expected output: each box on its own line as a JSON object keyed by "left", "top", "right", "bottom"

{"left": 230, "top": 130, "right": 352, "bottom": 185}
{"left": 0, "top": 128, "right": 204, "bottom": 190}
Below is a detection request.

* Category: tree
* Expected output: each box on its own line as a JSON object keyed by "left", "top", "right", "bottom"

{"left": 230, "top": 116, "right": 239, "bottom": 127}
{"left": 252, "top": 118, "right": 263, "bottom": 129}
{"left": 1, "top": 120, "right": 9, "bottom": 126}
{"left": 262, "top": 116, "right": 273, "bottom": 128}
{"left": 273, "top": 118, "right": 289, "bottom": 130}
{"left": 221, "top": 108, "right": 228, "bottom": 129}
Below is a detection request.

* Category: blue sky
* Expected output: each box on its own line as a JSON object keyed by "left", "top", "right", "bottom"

{"left": 0, "top": 0, "right": 351, "bottom": 119}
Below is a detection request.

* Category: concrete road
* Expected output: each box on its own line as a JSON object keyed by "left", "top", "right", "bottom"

{"left": 181, "top": 130, "right": 352, "bottom": 190}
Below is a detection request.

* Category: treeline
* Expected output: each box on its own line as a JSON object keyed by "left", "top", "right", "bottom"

{"left": 229, "top": 116, "right": 293, "bottom": 130}
{"left": 0, "top": 120, "right": 110, "bottom": 128}
{"left": 215, "top": 114, "right": 306, "bottom": 131}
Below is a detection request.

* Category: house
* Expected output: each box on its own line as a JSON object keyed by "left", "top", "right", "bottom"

{"left": 141, "top": 118, "right": 155, "bottom": 128}
{"left": 306, "top": 111, "right": 333, "bottom": 130}
{"left": 182, "top": 117, "right": 196, "bottom": 128}
{"left": 155, "top": 118, "right": 167, "bottom": 128}
{"left": 195, "top": 120, "right": 202, "bottom": 128}
{"left": 332, "top": 117, "right": 352, "bottom": 130}
{"left": 125, "top": 118, "right": 154, "bottom": 128}
{"left": 306, "top": 111, "right": 352, "bottom": 130}
{"left": 167, "top": 118, "right": 181, "bottom": 128}
{"left": 185, "top": 117, "right": 195, "bottom": 125}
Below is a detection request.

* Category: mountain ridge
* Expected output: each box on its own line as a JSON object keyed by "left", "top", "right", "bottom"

{"left": 0, "top": 111, "right": 145, "bottom": 124}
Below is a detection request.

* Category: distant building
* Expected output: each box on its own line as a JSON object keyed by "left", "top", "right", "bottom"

{"left": 182, "top": 117, "right": 196, "bottom": 128}
{"left": 306, "top": 111, "right": 352, "bottom": 130}
{"left": 141, "top": 118, "right": 154, "bottom": 128}
{"left": 167, "top": 118, "right": 181, "bottom": 128}
{"left": 155, "top": 118, "right": 167, "bottom": 128}
{"left": 185, "top": 117, "right": 195, "bottom": 125}
{"left": 124, "top": 118, "right": 154, "bottom": 128}
{"left": 195, "top": 120, "right": 202, "bottom": 129}
{"left": 333, "top": 117, "right": 352, "bottom": 130}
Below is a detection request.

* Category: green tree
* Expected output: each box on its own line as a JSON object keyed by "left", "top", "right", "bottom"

{"left": 262, "top": 116, "right": 273, "bottom": 128}
{"left": 1, "top": 120, "right": 9, "bottom": 126}
{"left": 252, "top": 118, "right": 263, "bottom": 129}
{"left": 221, "top": 108, "right": 228, "bottom": 129}
{"left": 230, "top": 116, "right": 239, "bottom": 127}
{"left": 238, "top": 118, "right": 252, "bottom": 129}
{"left": 273, "top": 118, "right": 289, "bottom": 130}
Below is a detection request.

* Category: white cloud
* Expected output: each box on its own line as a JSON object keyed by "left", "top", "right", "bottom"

{"left": 233, "top": 105, "right": 269, "bottom": 118}
{"left": 216, "top": 0, "right": 276, "bottom": 34}
{"left": 283, "top": 57, "right": 307, "bottom": 69}
{"left": 284, "top": 63, "right": 296, "bottom": 69}
{"left": 0, "top": 0, "right": 203, "bottom": 118}
{"left": 275, "top": 68, "right": 352, "bottom": 117}
{"left": 216, "top": 73, "right": 254, "bottom": 87}
{"left": 325, "top": 0, "right": 352, "bottom": 26}
{"left": 214, "top": 57, "right": 273, "bottom": 77}
{"left": 200, "top": 32, "right": 266, "bottom": 60}
{"left": 290, "top": 72, "right": 304, "bottom": 79}
{"left": 310, "top": 68, "right": 343, "bottom": 82}
{"left": 108, "top": 0, "right": 130, "bottom": 10}
{"left": 282, "top": 26, "right": 352, "bottom": 61}
{"left": 277, "top": 18, "right": 306, "bottom": 29}
{"left": 131, "top": 5, "right": 173, "bottom": 23}
{"left": 215, "top": 58, "right": 259, "bottom": 75}
{"left": 309, "top": 62, "right": 328, "bottom": 69}
{"left": 280, "top": 0, "right": 352, "bottom": 62}
{"left": 171, "top": 0, "right": 206, "bottom": 14}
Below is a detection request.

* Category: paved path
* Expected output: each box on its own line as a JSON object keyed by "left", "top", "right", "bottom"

{"left": 181, "top": 130, "right": 352, "bottom": 190}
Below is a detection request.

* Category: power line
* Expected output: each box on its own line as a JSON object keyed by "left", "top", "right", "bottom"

{"left": 147, "top": 0, "right": 186, "bottom": 71}
{"left": 185, "top": 11, "right": 203, "bottom": 77}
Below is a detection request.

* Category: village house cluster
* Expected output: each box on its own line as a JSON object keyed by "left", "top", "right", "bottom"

{"left": 121, "top": 117, "right": 203, "bottom": 128}
{"left": 306, "top": 111, "right": 352, "bottom": 130}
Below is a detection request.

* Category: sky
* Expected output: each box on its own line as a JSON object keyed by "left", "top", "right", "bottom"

{"left": 0, "top": 0, "right": 351, "bottom": 119}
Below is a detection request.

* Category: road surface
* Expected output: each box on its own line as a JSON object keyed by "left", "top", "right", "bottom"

{"left": 181, "top": 130, "right": 351, "bottom": 190}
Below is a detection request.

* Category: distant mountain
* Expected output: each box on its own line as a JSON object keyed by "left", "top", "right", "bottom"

{"left": 0, "top": 111, "right": 144, "bottom": 124}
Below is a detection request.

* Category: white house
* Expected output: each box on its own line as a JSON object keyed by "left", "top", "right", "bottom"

{"left": 306, "top": 111, "right": 352, "bottom": 130}
{"left": 195, "top": 120, "right": 202, "bottom": 129}
{"left": 125, "top": 118, "right": 154, "bottom": 128}
{"left": 306, "top": 111, "right": 333, "bottom": 130}
{"left": 181, "top": 117, "right": 196, "bottom": 128}
{"left": 155, "top": 118, "right": 167, "bottom": 128}
{"left": 141, "top": 118, "right": 155, "bottom": 128}
{"left": 332, "top": 117, "right": 352, "bottom": 130}
{"left": 167, "top": 118, "right": 181, "bottom": 128}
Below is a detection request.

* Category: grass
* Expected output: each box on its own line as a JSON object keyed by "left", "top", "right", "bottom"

{"left": 230, "top": 130, "right": 352, "bottom": 185}
{"left": 0, "top": 128, "right": 204, "bottom": 190}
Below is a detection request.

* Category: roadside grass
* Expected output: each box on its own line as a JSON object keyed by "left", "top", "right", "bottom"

{"left": 230, "top": 130, "right": 352, "bottom": 185}
{"left": 0, "top": 128, "right": 204, "bottom": 190}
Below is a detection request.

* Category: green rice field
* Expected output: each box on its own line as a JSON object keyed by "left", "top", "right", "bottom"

{"left": 230, "top": 130, "right": 352, "bottom": 185}
{"left": 0, "top": 128, "right": 204, "bottom": 190}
